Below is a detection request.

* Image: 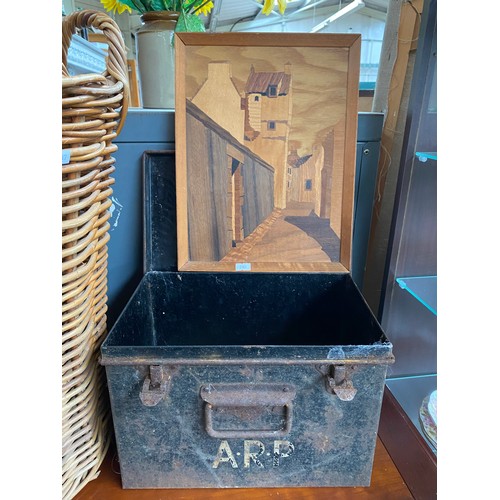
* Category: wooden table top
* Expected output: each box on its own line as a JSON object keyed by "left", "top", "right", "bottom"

{"left": 74, "top": 436, "right": 411, "bottom": 499}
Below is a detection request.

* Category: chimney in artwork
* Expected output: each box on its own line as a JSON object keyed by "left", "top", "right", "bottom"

{"left": 191, "top": 61, "right": 245, "bottom": 143}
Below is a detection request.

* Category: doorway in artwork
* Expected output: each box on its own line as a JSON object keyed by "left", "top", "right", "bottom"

{"left": 230, "top": 157, "right": 244, "bottom": 247}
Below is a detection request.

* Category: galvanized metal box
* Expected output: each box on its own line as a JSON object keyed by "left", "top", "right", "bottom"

{"left": 101, "top": 270, "right": 393, "bottom": 488}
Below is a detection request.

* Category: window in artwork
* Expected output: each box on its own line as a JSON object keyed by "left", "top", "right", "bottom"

{"left": 268, "top": 85, "right": 278, "bottom": 97}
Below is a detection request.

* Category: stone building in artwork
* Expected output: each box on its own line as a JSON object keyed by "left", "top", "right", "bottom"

{"left": 186, "top": 62, "right": 276, "bottom": 261}
{"left": 185, "top": 100, "right": 275, "bottom": 262}
{"left": 243, "top": 63, "right": 293, "bottom": 209}
{"left": 287, "top": 144, "right": 325, "bottom": 216}
{"left": 190, "top": 61, "right": 293, "bottom": 210}
{"left": 191, "top": 61, "right": 245, "bottom": 143}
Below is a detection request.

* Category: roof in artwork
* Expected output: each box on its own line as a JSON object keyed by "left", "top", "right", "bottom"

{"left": 245, "top": 67, "right": 291, "bottom": 95}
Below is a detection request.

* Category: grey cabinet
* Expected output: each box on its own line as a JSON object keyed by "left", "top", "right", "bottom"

{"left": 352, "top": 112, "right": 384, "bottom": 290}
{"left": 106, "top": 109, "right": 174, "bottom": 327}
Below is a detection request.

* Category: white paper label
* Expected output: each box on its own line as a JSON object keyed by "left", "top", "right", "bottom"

{"left": 235, "top": 263, "right": 251, "bottom": 271}
{"left": 62, "top": 149, "right": 71, "bottom": 165}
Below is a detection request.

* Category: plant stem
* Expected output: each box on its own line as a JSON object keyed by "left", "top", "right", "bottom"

{"left": 184, "top": 0, "right": 204, "bottom": 14}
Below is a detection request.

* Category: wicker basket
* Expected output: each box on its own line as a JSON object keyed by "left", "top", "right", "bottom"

{"left": 62, "top": 10, "right": 129, "bottom": 499}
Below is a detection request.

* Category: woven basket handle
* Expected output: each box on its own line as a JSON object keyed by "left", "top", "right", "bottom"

{"left": 62, "top": 9, "right": 129, "bottom": 132}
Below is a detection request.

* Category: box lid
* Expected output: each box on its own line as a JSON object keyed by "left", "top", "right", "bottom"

{"left": 174, "top": 33, "right": 361, "bottom": 274}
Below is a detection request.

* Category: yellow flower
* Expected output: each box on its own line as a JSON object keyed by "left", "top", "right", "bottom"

{"left": 194, "top": 1, "right": 214, "bottom": 16}
{"left": 261, "top": 0, "right": 274, "bottom": 15}
{"left": 261, "top": 0, "right": 288, "bottom": 15}
{"left": 100, "top": 0, "right": 132, "bottom": 15}
{"left": 277, "top": 0, "right": 288, "bottom": 14}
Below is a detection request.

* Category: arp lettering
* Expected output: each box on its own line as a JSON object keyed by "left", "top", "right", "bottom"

{"left": 212, "top": 440, "right": 295, "bottom": 469}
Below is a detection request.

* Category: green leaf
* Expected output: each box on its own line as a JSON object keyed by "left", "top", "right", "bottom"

{"left": 150, "top": 0, "right": 166, "bottom": 10}
{"left": 160, "top": 0, "right": 175, "bottom": 10}
{"left": 121, "top": 0, "right": 145, "bottom": 12}
{"left": 141, "top": 0, "right": 155, "bottom": 10}
{"left": 175, "top": 11, "right": 206, "bottom": 32}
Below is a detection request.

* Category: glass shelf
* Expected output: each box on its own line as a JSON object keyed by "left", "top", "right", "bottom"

{"left": 416, "top": 151, "right": 437, "bottom": 162}
{"left": 396, "top": 275, "right": 437, "bottom": 315}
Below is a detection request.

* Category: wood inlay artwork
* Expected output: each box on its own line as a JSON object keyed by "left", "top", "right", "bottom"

{"left": 175, "top": 34, "right": 360, "bottom": 273}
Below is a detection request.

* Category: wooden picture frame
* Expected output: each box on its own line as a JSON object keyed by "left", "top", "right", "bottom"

{"left": 175, "top": 33, "right": 360, "bottom": 273}
{"left": 127, "top": 59, "right": 141, "bottom": 107}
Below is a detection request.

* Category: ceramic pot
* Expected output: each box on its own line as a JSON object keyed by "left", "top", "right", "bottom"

{"left": 135, "top": 11, "right": 179, "bottom": 109}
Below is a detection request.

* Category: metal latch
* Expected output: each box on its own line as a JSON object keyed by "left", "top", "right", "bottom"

{"left": 323, "top": 365, "right": 358, "bottom": 401}
{"left": 139, "top": 365, "right": 172, "bottom": 407}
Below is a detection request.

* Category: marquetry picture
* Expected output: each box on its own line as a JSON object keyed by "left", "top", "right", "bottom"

{"left": 175, "top": 33, "right": 360, "bottom": 272}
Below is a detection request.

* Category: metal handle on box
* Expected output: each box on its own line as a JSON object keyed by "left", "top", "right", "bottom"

{"left": 200, "top": 383, "right": 296, "bottom": 439}
{"left": 204, "top": 403, "right": 293, "bottom": 439}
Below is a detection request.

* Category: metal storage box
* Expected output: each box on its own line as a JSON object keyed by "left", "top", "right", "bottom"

{"left": 101, "top": 151, "right": 393, "bottom": 489}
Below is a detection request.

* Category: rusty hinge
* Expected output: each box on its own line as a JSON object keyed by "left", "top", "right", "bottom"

{"left": 139, "top": 365, "right": 172, "bottom": 407}
{"left": 318, "top": 364, "right": 358, "bottom": 401}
